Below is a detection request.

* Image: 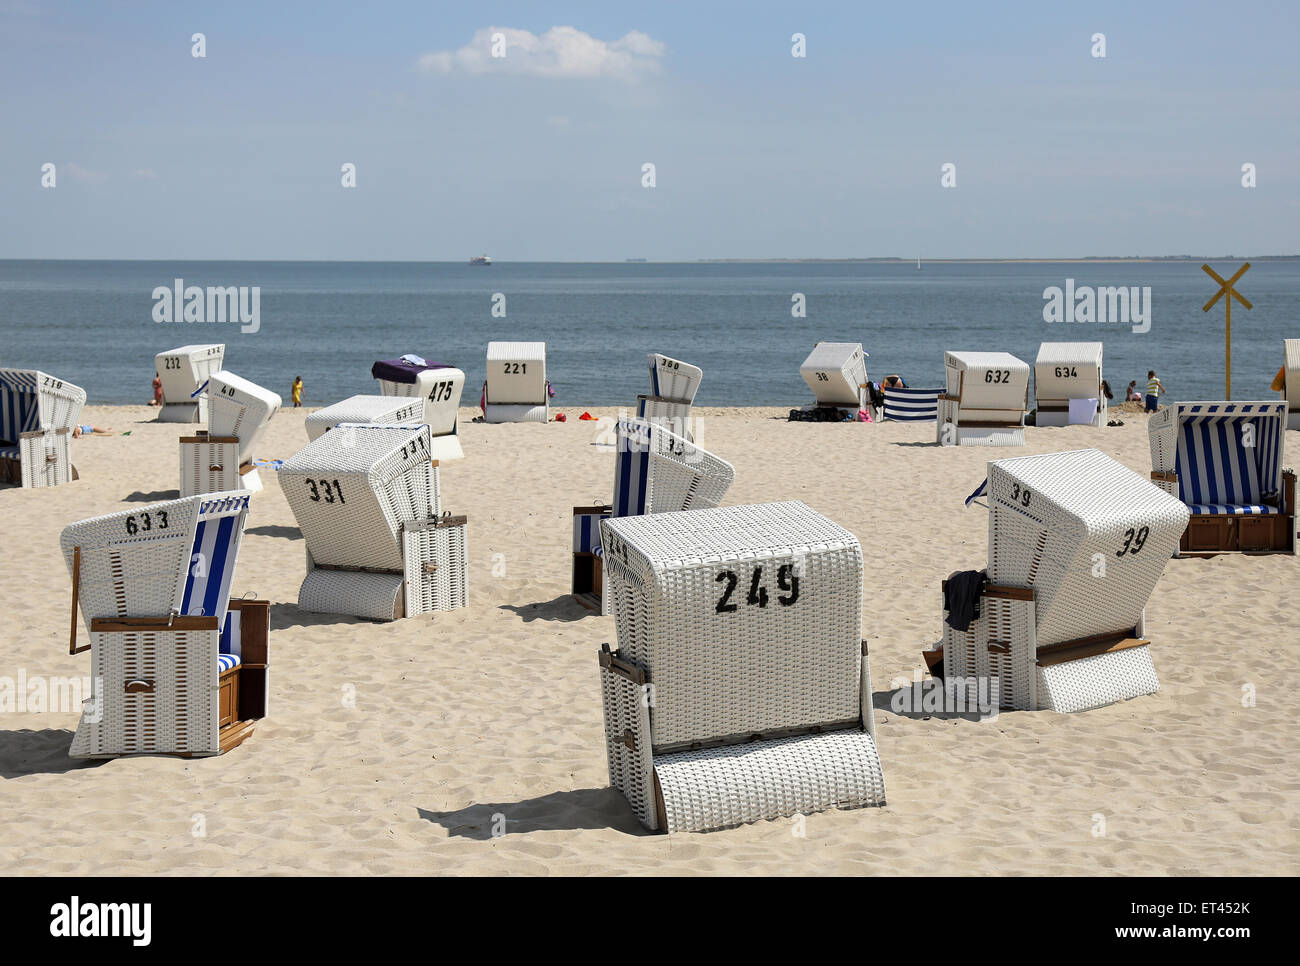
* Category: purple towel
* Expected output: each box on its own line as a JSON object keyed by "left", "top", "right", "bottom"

{"left": 371, "top": 357, "right": 454, "bottom": 384}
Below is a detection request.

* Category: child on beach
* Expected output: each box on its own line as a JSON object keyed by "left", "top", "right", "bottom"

{"left": 1144, "top": 371, "right": 1165, "bottom": 413}
{"left": 291, "top": 375, "right": 303, "bottom": 408}
{"left": 1126, "top": 380, "right": 1141, "bottom": 402}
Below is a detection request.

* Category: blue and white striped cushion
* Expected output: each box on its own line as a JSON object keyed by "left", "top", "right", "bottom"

{"left": 612, "top": 420, "right": 651, "bottom": 517}
{"left": 573, "top": 511, "right": 607, "bottom": 553}
{"left": 0, "top": 371, "right": 41, "bottom": 445}
{"left": 1187, "top": 503, "right": 1279, "bottom": 515}
{"left": 883, "top": 387, "right": 941, "bottom": 421}
{"left": 217, "top": 653, "right": 241, "bottom": 673}
{"left": 1177, "top": 420, "right": 1261, "bottom": 507}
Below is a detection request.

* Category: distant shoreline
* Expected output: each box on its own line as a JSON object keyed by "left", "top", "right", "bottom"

{"left": 2, "top": 256, "right": 1298, "bottom": 265}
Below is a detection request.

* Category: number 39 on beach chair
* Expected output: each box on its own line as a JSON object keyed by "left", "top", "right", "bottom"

{"left": 60, "top": 492, "right": 269, "bottom": 758}
{"left": 0, "top": 368, "right": 86, "bottom": 488}
{"left": 939, "top": 449, "right": 1188, "bottom": 713}
{"left": 180, "top": 370, "right": 281, "bottom": 497}
{"left": 937, "top": 351, "right": 1029, "bottom": 446}
{"left": 571, "top": 417, "right": 735, "bottom": 612}
{"left": 278, "top": 423, "right": 468, "bottom": 621}
{"left": 598, "top": 501, "right": 886, "bottom": 833}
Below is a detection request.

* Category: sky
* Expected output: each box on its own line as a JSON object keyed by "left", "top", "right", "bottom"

{"left": 2, "top": 0, "right": 1298, "bottom": 260}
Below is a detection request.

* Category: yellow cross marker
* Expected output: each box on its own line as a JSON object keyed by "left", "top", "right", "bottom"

{"left": 1201, "top": 262, "right": 1251, "bottom": 400}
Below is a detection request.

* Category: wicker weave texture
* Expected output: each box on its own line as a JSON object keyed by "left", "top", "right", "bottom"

{"left": 180, "top": 438, "right": 241, "bottom": 497}
{"left": 298, "top": 567, "right": 404, "bottom": 621}
{"left": 987, "top": 449, "right": 1188, "bottom": 647}
{"left": 601, "top": 501, "right": 863, "bottom": 748}
{"left": 205, "top": 370, "right": 282, "bottom": 464}
{"left": 403, "top": 519, "right": 469, "bottom": 614}
{"left": 155, "top": 345, "right": 224, "bottom": 420}
{"left": 636, "top": 396, "right": 694, "bottom": 441}
{"left": 655, "top": 730, "right": 885, "bottom": 833}
{"left": 615, "top": 417, "right": 734, "bottom": 516}
{"left": 600, "top": 660, "right": 657, "bottom": 828}
{"left": 486, "top": 342, "right": 546, "bottom": 405}
{"left": 800, "top": 343, "right": 867, "bottom": 407}
{"left": 377, "top": 368, "right": 465, "bottom": 435}
{"left": 483, "top": 403, "right": 548, "bottom": 423}
{"left": 70, "top": 628, "right": 220, "bottom": 758}
{"left": 18, "top": 430, "right": 72, "bottom": 487}
{"left": 647, "top": 354, "right": 703, "bottom": 404}
{"left": 278, "top": 424, "right": 440, "bottom": 570}
{"left": 307, "top": 395, "right": 425, "bottom": 442}
{"left": 1036, "top": 646, "right": 1160, "bottom": 713}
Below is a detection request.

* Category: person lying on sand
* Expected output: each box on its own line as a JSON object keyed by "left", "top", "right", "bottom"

{"left": 73, "top": 424, "right": 114, "bottom": 437}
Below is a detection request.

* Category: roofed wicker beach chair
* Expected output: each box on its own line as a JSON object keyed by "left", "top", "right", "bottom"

{"left": 882, "top": 386, "right": 941, "bottom": 422}
{"left": 371, "top": 356, "right": 466, "bottom": 460}
{"left": 60, "top": 491, "right": 269, "bottom": 757}
{"left": 572, "top": 417, "right": 735, "bottom": 612}
{"left": 1283, "top": 339, "right": 1300, "bottom": 430}
{"left": 1034, "top": 342, "right": 1106, "bottom": 427}
{"left": 1148, "top": 401, "right": 1295, "bottom": 555}
{"left": 180, "top": 370, "right": 281, "bottom": 497}
{"left": 638, "top": 352, "right": 704, "bottom": 440}
{"left": 798, "top": 342, "right": 869, "bottom": 416}
{"left": 0, "top": 368, "right": 86, "bottom": 488}
{"left": 940, "top": 449, "right": 1188, "bottom": 713}
{"left": 937, "top": 351, "right": 1030, "bottom": 446}
{"left": 598, "top": 501, "right": 885, "bottom": 832}
{"left": 482, "top": 341, "right": 548, "bottom": 423}
{"left": 278, "top": 423, "right": 467, "bottom": 620}
{"left": 154, "top": 344, "right": 225, "bottom": 423}
{"left": 305, "top": 394, "right": 424, "bottom": 442}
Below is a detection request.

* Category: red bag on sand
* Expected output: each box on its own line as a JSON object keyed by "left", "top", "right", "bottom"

{"left": 555, "top": 412, "right": 567, "bottom": 422}
{"left": 579, "top": 411, "right": 596, "bottom": 420}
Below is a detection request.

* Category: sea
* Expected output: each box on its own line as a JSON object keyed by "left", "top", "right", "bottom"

{"left": 0, "top": 259, "right": 1294, "bottom": 407}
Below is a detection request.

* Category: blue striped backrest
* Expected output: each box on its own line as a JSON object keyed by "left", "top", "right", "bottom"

{"left": 573, "top": 511, "right": 608, "bottom": 552}
{"left": 0, "top": 372, "right": 41, "bottom": 444}
{"left": 181, "top": 495, "right": 248, "bottom": 623}
{"left": 883, "top": 387, "right": 941, "bottom": 421}
{"left": 612, "top": 419, "right": 651, "bottom": 517}
{"left": 1177, "top": 419, "right": 1261, "bottom": 506}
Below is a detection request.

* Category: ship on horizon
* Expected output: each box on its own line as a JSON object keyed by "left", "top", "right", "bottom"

{"left": 470, "top": 254, "right": 492, "bottom": 266}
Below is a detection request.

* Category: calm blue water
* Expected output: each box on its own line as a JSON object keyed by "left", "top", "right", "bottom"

{"left": 0, "top": 260, "right": 1294, "bottom": 406}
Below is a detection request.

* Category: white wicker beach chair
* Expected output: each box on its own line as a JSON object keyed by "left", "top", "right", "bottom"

{"left": 154, "top": 344, "right": 225, "bottom": 423}
{"left": 305, "top": 394, "right": 424, "bottom": 442}
{"left": 179, "top": 370, "right": 282, "bottom": 497}
{"left": 371, "top": 357, "right": 466, "bottom": 460}
{"left": 59, "top": 491, "right": 268, "bottom": 757}
{"left": 799, "top": 342, "right": 868, "bottom": 410}
{"left": 1283, "top": 340, "right": 1299, "bottom": 430}
{"left": 937, "top": 351, "right": 1029, "bottom": 446}
{"left": 278, "top": 423, "right": 467, "bottom": 620}
{"left": 635, "top": 395, "right": 694, "bottom": 441}
{"left": 647, "top": 353, "right": 703, "bottom": 404}
{"left": 0, "top": 368, "right": 86, "bottom": 488}
{"left": 483, "top": 342, "right": 548, "bottom": 423}
{"left": 882, "top": 386, "right": 941, "bottom": 422}
{"left": 573, "top": 418, "right": 735, "bottom": 611}
{"left": 598, "top": 501, "right": 885, "bottom": 833}
{"left": 941, "top": 449, "right": 1189, "bottom": 713}
{"left": 1148, "top": 401, "right": 1295, "bottom": 554}
{"left": 1034, "top": 342, "right": 1105, "bottom": 427}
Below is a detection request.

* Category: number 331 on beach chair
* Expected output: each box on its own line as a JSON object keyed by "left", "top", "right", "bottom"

{"left": 939, "top": 449, "right": 1188, "bottom": 713}
{"left": 598, "top": 502, "right": 885, "bottom": 833}
{"left": 60, "top": 492, "right": 269, "bottom": 758}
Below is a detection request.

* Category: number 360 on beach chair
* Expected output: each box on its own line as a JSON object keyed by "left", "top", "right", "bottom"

{"left": 60, "top": 492, "right": 269, "bottom": 758}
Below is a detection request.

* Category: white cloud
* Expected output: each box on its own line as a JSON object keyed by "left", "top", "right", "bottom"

{"left": 419, "top": 26, "right": 665, "bottom": 81}
{"left": 64, "top": 163, "right": 107, "bottom": 183}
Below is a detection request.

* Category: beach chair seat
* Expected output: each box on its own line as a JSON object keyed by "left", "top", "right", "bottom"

{"left": 1149, "top": 401, "right": 1296, "bottom": 554}
{"left": 599, "top": 502, "right": 884, "bottom": 833}
{"left": 1034, "top": 342, "right": 1106, "bottom": 427}
{"left": 937, "top": 351, "right": 1029, "bottom": 446}
{"left": 279, "top": 424, "right": 466, "bottom": 620}
{"left": 305, "top": 394, "right": 424, "bottom": 442}
{"left": 1284, "top": 339, "right": 1299, "bottom": 430}
{"left": 636, "top": 395, "right": 694, "bottom": 441}
{"left": 0, "top": 369, "right": 85, "bottom": 487}
{"left": 179, "top": 370, "right": 281, "bottom": 496}
{"left": 882, "top": 386, "right": 941, "bottom": 421}
{"left": 647, "top": 353, "right": 703, "bottom": 404}
{"left": 155, "top": 344, "right": 225, "bottom": 423}
{"left": 59, "top": 492, "right": 268, "bottom": 757}
{"left": 372, "top": 357, "right": 466, "bottom": 460}
{"left": 799, "top": 342, "right": 868, "bottom": 410}
{"left": 942, "top": 449, "right": 1188, "bottom": 712}
{"left": 483, "top": 342, "right": 548, "bottom": 423}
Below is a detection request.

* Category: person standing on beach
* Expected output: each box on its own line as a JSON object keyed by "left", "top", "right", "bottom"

{"left": 1144, "top": 370, "right": 1165, "bottom": 413}
{"left": 291, "top": 375, "right": 303, "bottom": 408}
{"left": 150, "top": 373, "right": 163, "bottom": 406}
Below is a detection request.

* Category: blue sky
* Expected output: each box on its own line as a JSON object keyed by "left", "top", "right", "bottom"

{"left": 3, "top": 0, "right": 1297, "bottom": 260}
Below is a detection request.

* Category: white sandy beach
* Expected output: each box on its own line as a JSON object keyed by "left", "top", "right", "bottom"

{"left": 1, "top": 404, "right": 1296, "bottom": 876}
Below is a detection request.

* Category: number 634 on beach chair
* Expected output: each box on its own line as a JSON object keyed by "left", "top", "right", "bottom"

{"left": 60, "top": 492, "right": 269, "bottom": 758}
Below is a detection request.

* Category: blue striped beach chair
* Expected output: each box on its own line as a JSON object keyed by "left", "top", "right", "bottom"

{"left": 0, "top": 368, "right": 86, "bottom": 487}
{"left": 1149, "top": 401, "right": 1295, "bottom": 554}
{"left": 59, "top": 491, "right": 268, "bottom": 757}
{"left": 572, "top": 418, "right": 735, "bottom": 611}
{"left": 882, "top": 386, "right": 941, "bottom": 421}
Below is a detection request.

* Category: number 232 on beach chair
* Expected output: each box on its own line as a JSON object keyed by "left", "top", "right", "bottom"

{"left": 941, "top": 449, "right": 1188, "bottom": 713}
{"left": 0, "top": 368, "right": 86, "bottom": 488}
{"left": 572, "top": 417, "right": 735, "bottom": 612}
{"left": 278, "top": 423, "right": 468, "bottom": 621}
{"left": 60, "top": 492, "right": 269, "bottom": 758}
{"left": 598, "top": 502, "right": 885, "bottom": 833}
{"left": 154, "top": 344, "right": 225, "bottom": 423}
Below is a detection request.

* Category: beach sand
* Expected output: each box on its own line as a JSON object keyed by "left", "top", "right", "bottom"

{"left": 1, "top": 404, "right": 1296, "bottom": 876}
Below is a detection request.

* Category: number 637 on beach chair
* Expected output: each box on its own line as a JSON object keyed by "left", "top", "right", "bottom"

{"left": 598, "top": 501, "right": 885, "bottom": 833}
{"left": 60, "top": 492, "right": 269, "bottom": 758}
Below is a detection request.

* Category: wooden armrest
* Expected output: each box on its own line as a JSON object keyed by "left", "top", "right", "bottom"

{"left": 90, "top": 616, "right": 221, "bottom": 632}
{"left": 1037, "top": 633, "right": 1147, "bottom": 668}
